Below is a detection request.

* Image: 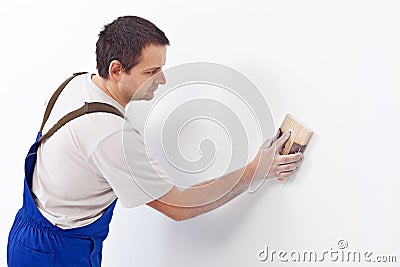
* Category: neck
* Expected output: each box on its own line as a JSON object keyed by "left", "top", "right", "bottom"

{"left": 91, "top": 74, "right": 127, "bottom": 108}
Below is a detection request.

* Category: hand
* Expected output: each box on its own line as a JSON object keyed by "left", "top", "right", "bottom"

{"left": 250, "top": 131, "right": 303, "bottom": 183}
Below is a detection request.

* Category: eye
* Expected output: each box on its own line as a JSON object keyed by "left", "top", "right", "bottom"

{"left": 147, "top": 69, "right": 158, "bottom": 75}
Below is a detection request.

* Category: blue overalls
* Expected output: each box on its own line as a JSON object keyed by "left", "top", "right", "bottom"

{"left": 7, "top": 73, "right": 124, "bottom": 266}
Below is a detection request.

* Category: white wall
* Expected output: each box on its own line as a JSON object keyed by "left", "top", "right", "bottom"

{"left": 1, "top": 0, "right": 399, "bottom": 266}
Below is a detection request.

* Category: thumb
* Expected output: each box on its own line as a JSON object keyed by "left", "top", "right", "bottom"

{"left": 272, "top": 129, "right": 281, "bottom": 143}
{"left": 262, "top": 129, "right": 283, "bottom": 150}
{"left": 275, "top": 131, "right": 291, "bottom": 153}
{"left": 261, "top": 137, "right": 274, "bottom": 150}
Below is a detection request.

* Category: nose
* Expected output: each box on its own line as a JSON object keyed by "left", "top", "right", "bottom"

{"left": 156, "top": 71, "right": 167, "bottom": 85}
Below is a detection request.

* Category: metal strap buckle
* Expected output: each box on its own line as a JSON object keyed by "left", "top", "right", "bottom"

{"left": 84, "top": 102, "right": 89, "bottom": 113}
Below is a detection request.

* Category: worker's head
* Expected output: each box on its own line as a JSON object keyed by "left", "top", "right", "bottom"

{"left": 96, "top": 16, "right": 169, "bottom": 102}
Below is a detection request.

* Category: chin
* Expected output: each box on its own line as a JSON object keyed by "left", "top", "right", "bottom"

{"left": 142, "top": 92, "right": 155, "bottom": 101}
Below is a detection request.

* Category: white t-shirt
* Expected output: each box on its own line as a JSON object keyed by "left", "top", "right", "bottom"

{"left": 32, "top": 73, "right": 174, "bottom": 229}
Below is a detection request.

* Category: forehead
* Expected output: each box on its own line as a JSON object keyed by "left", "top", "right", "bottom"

{"left": 137, "top": 44, "right": 167, "bottom": 68}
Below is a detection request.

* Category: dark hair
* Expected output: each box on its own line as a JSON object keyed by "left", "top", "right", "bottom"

{"left": 96, "top": 16, "right": 170, "bottom": 78}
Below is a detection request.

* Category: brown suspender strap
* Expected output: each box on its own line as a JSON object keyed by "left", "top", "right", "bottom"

{"left": 37, "top": 72, "right": 124, "bottom": 143}
{"left": 39, "top": 72, "right": 88, "bottom": 133}
{"left": 38, "top": 102, "right": 124, "bottom": 143}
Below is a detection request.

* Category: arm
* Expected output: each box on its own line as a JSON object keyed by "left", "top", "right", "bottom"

{"left": 146, "top": 163, "right": 255, "bottom": 221}
{"left": 147, "top": 132, "right": 303, "bottom": 221}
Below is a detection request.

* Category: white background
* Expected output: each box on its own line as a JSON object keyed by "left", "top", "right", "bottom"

{"left": 1, "top": 0, "right": 399, "bottom": 266}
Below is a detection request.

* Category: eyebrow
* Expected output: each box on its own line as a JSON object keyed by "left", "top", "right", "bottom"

{"left": 144, "top": 66, "right": 161, "bottom": 71}
{"left": 143, "top": 62, "right": 166, "bottom": 72}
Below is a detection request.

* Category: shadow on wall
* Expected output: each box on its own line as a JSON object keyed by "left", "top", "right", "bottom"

{"left": 161, "top": 180, "right": 276, "bottom": 245}
{"left": 158, "top": 131, "right": 319, "bottom": 247}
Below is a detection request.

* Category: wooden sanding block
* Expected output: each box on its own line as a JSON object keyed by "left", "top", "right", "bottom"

{"left": 277, "top": 114, "right": 313, "bottom": 181}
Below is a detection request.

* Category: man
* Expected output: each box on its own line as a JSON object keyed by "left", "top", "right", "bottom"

{"left": 7, "top": 16, "right": 303, "bottom": 266}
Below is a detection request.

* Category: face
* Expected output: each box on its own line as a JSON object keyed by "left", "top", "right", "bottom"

{"left": 117, "top": 44, "right": 167, "bottom": 102}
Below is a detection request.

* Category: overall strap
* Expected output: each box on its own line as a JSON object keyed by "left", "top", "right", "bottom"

{"left": 38, "top": 73, "right": 124, "bottom": 143}
{"left": 38, "top": 102, "right": 124, "bottom": 142}
{"left": 39, "top": 72, "right": 88, "bottom": 133}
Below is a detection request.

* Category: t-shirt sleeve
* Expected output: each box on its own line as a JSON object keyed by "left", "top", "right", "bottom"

{"left": 87, "top": 127, "right": 174, "bottom": 208}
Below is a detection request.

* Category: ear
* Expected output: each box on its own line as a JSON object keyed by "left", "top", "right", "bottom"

{"left": 108, "top": 60, "right": 123, "bottom": 81}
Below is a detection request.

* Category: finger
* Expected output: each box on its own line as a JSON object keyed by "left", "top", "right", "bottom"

{"left": 275, "top": 131, "right": 291, "bottom": 152}
{"left": 276, "top": 152, "right": 303, "bottom": 165}
{"left": 278, "top": 169, "right": 296, "bottom": 179}
{"left": 276, "top": 161, "right": 299, "bottom": 173}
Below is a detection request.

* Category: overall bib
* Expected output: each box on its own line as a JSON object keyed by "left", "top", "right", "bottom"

{"left": 7, "top": 72, "right": 124, "bottom": 266}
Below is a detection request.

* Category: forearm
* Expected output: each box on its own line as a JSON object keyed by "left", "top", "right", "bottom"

{"left": 147, "top": 163, "right": 256, "bottom": 221}
{"left": 147, "top": 132, "right": 303, "bottom": 221}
